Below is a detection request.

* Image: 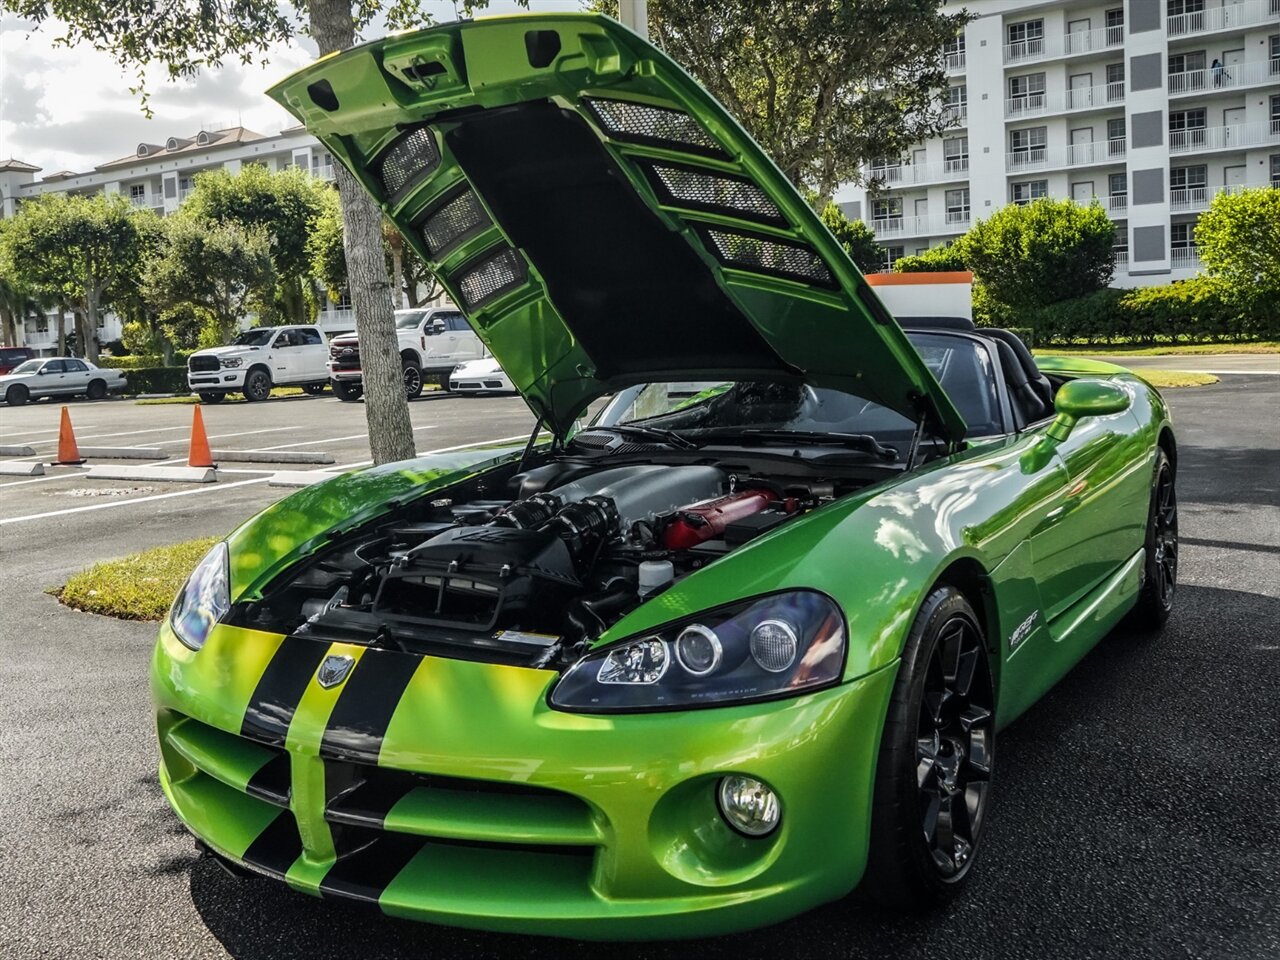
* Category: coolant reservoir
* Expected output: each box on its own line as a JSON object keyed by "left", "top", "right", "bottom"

{"left": 638, "top": 559, "right": 674, "bottom": 597}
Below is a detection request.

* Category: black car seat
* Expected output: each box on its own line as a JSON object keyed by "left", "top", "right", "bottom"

{"left": 985, "top": 329, "right": 1054, "bottom": 421}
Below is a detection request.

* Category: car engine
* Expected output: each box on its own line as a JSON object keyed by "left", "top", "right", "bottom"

{"left": 234, "top": 463, "right": 825, "bottom": 668}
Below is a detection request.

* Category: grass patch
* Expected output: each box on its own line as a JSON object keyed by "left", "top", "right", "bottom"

{"left": 53, "top": 537, "right": 220, "bottom": 621}
{"left": 1134, "top": 370, "right": 1220, "bottom": 388}
{"left": 1035, "top": 341, "right": 1279, "bottom": 357}
{"left": 136, "top": 387, "right": 308, "bottom": 405}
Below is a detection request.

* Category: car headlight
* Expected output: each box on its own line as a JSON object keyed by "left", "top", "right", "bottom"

{"left": 220, "top": 356, "right": 243, "bottom": 369}
{"left": 549, "top": 590, "right": 846, "bottom": 713}
{"left": 170, "top": 541, "right": 230, "bottom": 651}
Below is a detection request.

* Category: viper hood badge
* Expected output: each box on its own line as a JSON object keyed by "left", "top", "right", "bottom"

{"left": 317, "top": 654, "right": 356, "bottom": 689}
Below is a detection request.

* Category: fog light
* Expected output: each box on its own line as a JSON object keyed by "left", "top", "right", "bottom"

{"left": 717, "top": 775, "right": 780, "bottom": 837}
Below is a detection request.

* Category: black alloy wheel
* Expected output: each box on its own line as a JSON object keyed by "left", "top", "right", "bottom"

{"left": 6, "top": 384, "right": 29, "bottom": 406}
{"left": 402, "top": 362, "right": 424, "bottom": 400}
{"left": 332, "top": 380, "right": 363, "bottom": 402}
{"left": 86, "top": 379, "right": 107, "bottom": 400}
{"left": 862, "top": 586, "right": 995, "bottom": 908}
{"left": 1127, "top": 449, "right": 1178, "bottom": 631}
{"left": 243, "top": 369, "right": 272, "bottom": 403}
{"left": 199, "top": 392, "right": 226, "bottom": 404}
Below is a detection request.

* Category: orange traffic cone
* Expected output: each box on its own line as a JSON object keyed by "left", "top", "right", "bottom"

{"left": 188, "top": 406, "right": 215, "bottom": 468}
{"left": 55, "top": 406, "right": 85, "bottom": 465}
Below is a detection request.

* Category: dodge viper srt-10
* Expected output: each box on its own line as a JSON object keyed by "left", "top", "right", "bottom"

{"left": 152, "top": 13, "right": 1178, "bottom": 940}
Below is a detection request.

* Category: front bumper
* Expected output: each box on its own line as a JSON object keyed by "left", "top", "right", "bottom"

{"left": 152, "top": 622, "right": 895, "bottom": 939}
{"left": 327, "top": 360, "right": 362, "bottom": 382}
{"left": 188, "top": 368, "right": 246, "bottom": 390}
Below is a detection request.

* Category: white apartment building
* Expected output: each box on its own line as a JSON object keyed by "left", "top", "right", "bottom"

{"left": 836, "top": 0, "right": 1280, "bottom": 283}
{"left": 0, "top": 126, "right": 353, "bottom": 354}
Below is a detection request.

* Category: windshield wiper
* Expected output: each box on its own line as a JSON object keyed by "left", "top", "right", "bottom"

{"left": 692, "top": 429, "right": 898, "bottom": 462}
{"left": 574, "top": 425, "right": 697, "bottom": 450}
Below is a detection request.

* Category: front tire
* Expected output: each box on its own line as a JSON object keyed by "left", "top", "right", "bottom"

{"left": 1126, "top": 449, "right": 1177, "bottom": 632}
{"left": 6, "top": 384, "right": 29, "bottom": 406}
{"left": 862, "top": 586, "right": 995, "bottom": 909}
{"left": 302, "top": 382, "right": 327, "bottom": 396}
{"left": 198, "top": 392, "right": 226, "bottom": 404}
{"left": 332, "top": 380, "right": 363, "bottom": 402}
{"left": 242, "top": 368, "right": 272, "bottom": 402}
{"left": 86, "top": 379, "right": 107, "bottom": 400}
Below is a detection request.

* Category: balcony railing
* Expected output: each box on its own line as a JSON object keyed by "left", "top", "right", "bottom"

{"left": 1106, "top": 194, "right": 1128, "bottom": 216}
{"left": 1168, "top": 59, "right": 1280, "bottom": 96}
{"left": 1170, "top": 180, "right": 1274, "bottom": 212}
{"left": 1003, "top": 24, "right": 1124, "bottom": 65}
{"left": 313, "top": 163, "right": 336, "bottom": 181}
{"left": 1167, "top": 0, "right": 1279, "bottom": 38}
{"left": 1115, "top": 250, "right": 1129, "bottom": 268}
{"left": 1065, "top": 81, "right": 1126, "bottom": 110}
{"left": 1005, "top": 93, "right": 1051, "bottom": 118}
{"left": 129, "top": 194, "right": 148, "bottom": 208}
{"left": 1006, "top": 139, "right": 1126, "bottom": 172}
{"left": 871, "top": 213, "right": 971, "bottom": 239}
{"left": 869, "top": 158, "right": 969, "bottom": 187}
{"left": 1171, "top": 247, "right": 1201, "bottom": 269}
{"left": 178, "top": 187, "right": 193, "bottom": 202}
{"left": 1169, "top": 120, "right": 1280, "bottom": 154}
{"left": 945, "top": 51, "right": 966, "bottom": 72}
{"left": 942, "top": 104, "right": 968, "bottom": 125}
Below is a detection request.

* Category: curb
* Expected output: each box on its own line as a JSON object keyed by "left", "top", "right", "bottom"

{"left": 77, "top": 446, "right": 167, "bottom": 460}
{"left": 268, "top": 470, "right": 339, "bottom": 488}
{"left": 213, "top": 449, "right": 336, "bottom": 465}
{"left": 87, "top": 465, "right": 217, "bottom": 483}
{"left": 0, "top": 461, "right": 45, "bottom": 477}
{"left": 0, "top": 445, "right": 37, "bottom": 457}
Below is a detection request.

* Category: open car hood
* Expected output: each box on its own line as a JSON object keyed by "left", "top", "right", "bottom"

{"left": 269, "top": 13, "right": 965, "bottom": 442}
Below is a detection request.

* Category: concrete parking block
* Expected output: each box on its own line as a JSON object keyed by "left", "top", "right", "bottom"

{"left": 87, "top": 465, "right": 217, "bottom": 483}
{"left": 0, "top": 445, "right": 37, "bottom": 457}
{"left": 0, "top": 461, "right": 45, "bottom": 476}
{"left": 213, "top": 449, "right": 337, "bottom": 464}
{"left": 77, "top": 446, "right": 167, "bottom": 460}
{"left": 268, "top": 469, "right": 339, "bottom": 487}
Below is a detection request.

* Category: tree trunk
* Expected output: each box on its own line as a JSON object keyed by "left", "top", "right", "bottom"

{"left": 56, "top": 306, "right": 67, "bottom": 356}
{"left": 0, "top": 306, "right": 15, "bottom": 347}
{"left": 390, "top": 243, "right": 406, "bottom": 310}
{"left": 311, "top": 0, "right": 416, "bottom": 465}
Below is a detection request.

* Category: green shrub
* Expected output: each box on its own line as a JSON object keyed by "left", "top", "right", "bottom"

{"left": 124, "top": 366, "right": 189, "bottom": 395}
{"left": 99, "top": 351, "right": 193, "bottom": 369}
{"left": 894, "top": 244, "right": 967, "bottom": 273}
{"left": 1030, "top": 289, "right": 1128, "bottom": 344}
{"left": 1005, "top": 326, "right": 1035, "bottom": 347}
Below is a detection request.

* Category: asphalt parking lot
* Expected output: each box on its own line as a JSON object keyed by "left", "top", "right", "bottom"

{"left": 1, "top": 377, "right": 1277, "bottom": 959}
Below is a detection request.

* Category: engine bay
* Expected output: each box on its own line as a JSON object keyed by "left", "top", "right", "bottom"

{"left": 231, "top": 457, "right": 867, "bottom": 669}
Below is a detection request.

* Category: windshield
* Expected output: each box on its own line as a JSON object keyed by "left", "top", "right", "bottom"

{"left": 591, "top": 333, "right": 1003, "bottom": 442}
{"left": 233, "top": 329, "right": 275, "bottom": 347}
{"left": 10, "top": 360, "right": 43, "bottom": 374}
{"left": 395, "top": 310, "right": 428, "bottom": 330}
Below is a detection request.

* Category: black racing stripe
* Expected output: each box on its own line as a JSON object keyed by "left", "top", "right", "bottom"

{"left": 241, "top": 811, "right": 303, "bottom": 878}
{"left": 319, "top": 833, "right": 423, "bottom": 903}
{"left": 244, "top": 752, "right": 292, "bottom": 807}
{"left": 319, "top": 649, "right": 422, "bottom": 764}
{"left": 325, "top": 772, "right": 418, "bottom": 830}
{"left": 241, "top": 636, "right": 330, "bottom": 747}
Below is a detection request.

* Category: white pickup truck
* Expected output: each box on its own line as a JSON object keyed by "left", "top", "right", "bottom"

{"left": 327, "top": 306, "right": 486, "bottom": 401}
{"left": 187, "top": 325, "right": 331, "bottom": 403}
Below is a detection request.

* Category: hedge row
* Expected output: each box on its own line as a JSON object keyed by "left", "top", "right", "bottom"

{"left": 123, "top": 367, "right": 189, "bottom": 395}
{"left": 1028, "top": 279, "right": 1278, "bottom": 345}
{"left": 98, "top": 353, "right": 193, "bottom": 370}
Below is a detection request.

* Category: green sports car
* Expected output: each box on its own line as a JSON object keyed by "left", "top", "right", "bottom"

{"left": 152, "top": 13, "right": 1178, "bottom": 940}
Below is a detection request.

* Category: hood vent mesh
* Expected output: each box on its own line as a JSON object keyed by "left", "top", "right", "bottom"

{"left": 703, "top": 228, "right": 834, "bottom": 287}
{"left": 375, "top": 127, "right": 440, "bottom": 201}
{"left": 453, "top": 247, "right": 528, "bottom": 310}
{"left": 420, "top": 188, "right": 490, "bottom": 259}
{"left": 581, "top": 97, "right": 726, "bottom": 157}
{"left": 646, "top": 163, "right": 784, "bottom": 225}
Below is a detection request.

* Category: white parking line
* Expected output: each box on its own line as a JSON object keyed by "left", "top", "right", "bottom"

{"left": 260, "top": 424, "right": 437, "bottom": 450}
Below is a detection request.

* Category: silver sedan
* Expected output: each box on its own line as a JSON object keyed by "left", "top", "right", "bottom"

{"left": 0, "top": 357, "right": 127, "bottom": 405}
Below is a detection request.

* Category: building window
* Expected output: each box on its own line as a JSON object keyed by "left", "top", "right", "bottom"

{"left": 1271, "top": 154, "right": 1280, "bottom": 187}
{"left": 1009, "top": 127, "right": 1047, "bottom": 165}
{"left": 943, "top": 34, "right": 965, "bottom": 69}
{"left": 1008, "top": 73, "right": 1046, "bottom": 113}
{"left": 128, "top": 184, "right": 146, "bottom": 207}
{"left": 881, "top": 245, "right": 905, "bottom": 270}
{"left": 872, "top": 198, "right": 903, "bottom": 222}
{"left": 1105, "top": 8, "right": 1124, "bottom": 44}
{"left": 1169, "top": 108, "right": 1207, "bottom": 150}
{"left": 946, "top": 84, "right": 967, "bottom": 122}
{"left": 1167, "top": 0, "right": 1205, "bottom": 16}
{"left": 1168, "top": 51, "right": 1207, "bottom": 93}
{"left": 916, "top": 247, "right": 929, "bottom": 257}
{"left": 945, "top": 188, "right": 970, "bottom": 224}
{"left": 943, "top": 136, "right": 969, "bottom": 172}
{"left": 1007, "top": 19, "right": 1044, "bottom": 58}
{"left": 1271, "top": 35, "right": 1279, "bottom": 76}
{"left": 35, "top": 314, "right": 48, "bottom": 334}
{"left": 1171, "top": 222, "right": 1196, "bottom": 250}
{"left": 1011, "top": 180, "right": 1048, "bottom": 204}
{"left": 1271, "top": 95, "right": 1280, "bottom": 133}
{"left": 1168, "top": 51, "right": 1206, "bottom": 75}
{"left": 1108, "top": 172, "right": 1128, "bottom": 213}
{"left": 1170, "top": 165, "right": 1208, "bottom": 190}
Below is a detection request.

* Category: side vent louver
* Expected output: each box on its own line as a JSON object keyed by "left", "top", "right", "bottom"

{"left": 702, "top": 228, "right": 835, "bottom": 287}
{"left": 374, "top": 126, "right": 440, "bottom": 202}
{"left": 581, "top": 98, "right": 727, "bottom": 158}
{"left": 644, "top": 162, "right": 784, "bottom": 225}
{"left": 419, "top": 188, "right": 490, "bottom": 260}
{"left": 453, "top": 247, "right": 527, "bottom": 310}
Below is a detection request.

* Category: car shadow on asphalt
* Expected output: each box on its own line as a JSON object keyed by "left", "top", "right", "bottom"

{"left": 184, "top": 585, "right": 1280, "bottom": 960}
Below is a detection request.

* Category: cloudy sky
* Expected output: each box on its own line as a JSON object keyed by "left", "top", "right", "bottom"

{"left": 0, "top": 1, "right": 582, "bottom": 175}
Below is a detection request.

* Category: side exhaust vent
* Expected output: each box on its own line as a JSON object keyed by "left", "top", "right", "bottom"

{"left": 701, "top": 227, "right": 835, "bottom": 287}
{"left": 581, "top": 97, "right": 726, "bottom": 158}
{"left": 644, "top": 162, "right": 784, "bottom": 225}
{"left": 452, "top": 247, "right": 528, "bottom": 310}
{"left": 374, "top": 126, "right": 440, "bottom": 203}
{"left": 418, "top": 187, "right": 490, "bottom": 259}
